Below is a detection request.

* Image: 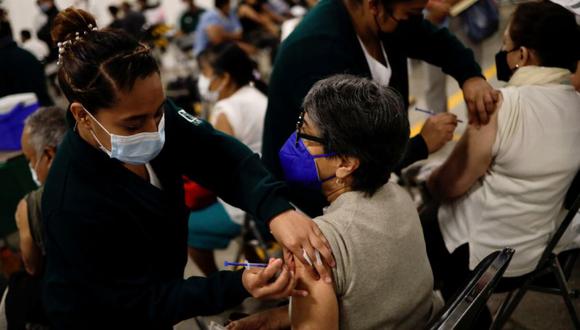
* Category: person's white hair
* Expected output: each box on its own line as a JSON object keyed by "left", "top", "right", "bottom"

{"left": 24, "top": 106, "right": 67, "bottom": 156}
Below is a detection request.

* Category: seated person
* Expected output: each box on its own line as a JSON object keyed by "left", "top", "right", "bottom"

{"left": 8, "top": 106, "right": 67, "bottom": 328}
{"left": 193, "top": 0, "right": 244, "bottom": 56}
{"left": 425, "top": 0, "right": 580, "bottom": 304}
{"left": 228, "top": 75, "right": 443, "bottom": 329}
{"left": 189, "top": 43, "right": 270, "bottom": 275}
{"left": 237, "top": 0, "right": 282, "bottom": 49}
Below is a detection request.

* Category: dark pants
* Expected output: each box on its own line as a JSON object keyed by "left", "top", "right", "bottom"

{"left": 6, "top": 271, "right": 50, "bottom": 330}
{"left": 420, "top": 204, "right": 526, "bottom": 328}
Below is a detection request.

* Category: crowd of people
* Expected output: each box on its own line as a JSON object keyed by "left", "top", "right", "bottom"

{"left": 0, "top": 0, "right": 579, "bottom": 328}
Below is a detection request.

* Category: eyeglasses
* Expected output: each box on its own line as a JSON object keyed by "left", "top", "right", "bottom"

{"left": 295, "top": 110, "right": 327, "bottom": 146}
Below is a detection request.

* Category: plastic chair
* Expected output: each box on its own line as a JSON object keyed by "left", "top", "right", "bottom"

{"left": 429, "top": 248, "right": 516, "bottom": 330}
{"left": 491, "top": 171, "right": 580, "bottom": 329}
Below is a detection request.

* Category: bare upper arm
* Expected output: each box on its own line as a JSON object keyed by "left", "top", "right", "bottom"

{"left": 15, "top": 199, "right": 28, "bottom": 231}
{"left": 428, "top": 95, "right": 502, "bottom": 201}
{"left": 291, "top": 256, "right": 339, "bottom": 330}
{"left": 14, "top": 198, "right": 43, "bottom": 276}
{"left": 213, "top": 112, "right": 236, "bottom": 137}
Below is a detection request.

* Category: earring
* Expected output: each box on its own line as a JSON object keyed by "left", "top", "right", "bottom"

{"left": 336, "top": 178, "right": 344, "bottom": 186}
{"left": 515, "top": 64, "right": 520, "bottom": 68}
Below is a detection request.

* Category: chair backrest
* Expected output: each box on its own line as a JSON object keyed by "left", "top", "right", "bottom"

{"left": 538, "top": 171, "right": 580, "bottom": 267}
{"left": 429, "top": 248, "right": 515, "bottom": 330}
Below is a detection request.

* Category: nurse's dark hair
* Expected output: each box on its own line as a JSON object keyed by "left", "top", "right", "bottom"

{"left": 350, "top": 0, "right": 411, "bottom": 10}
{"left": 197, "top": 42, "right": 268, "bottom": 95}
{"left": 303, "top": 75, "right": 409, "bottom": 197}
{"left": 51, "top": 7, "right": 159, "bottom": 113}
{"left": 509, "top": 1, "right": 579, "bottom": 71}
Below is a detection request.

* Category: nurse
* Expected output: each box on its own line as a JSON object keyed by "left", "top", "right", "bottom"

{"left": 41, "top": 8, "right": 333, "bottom": 330}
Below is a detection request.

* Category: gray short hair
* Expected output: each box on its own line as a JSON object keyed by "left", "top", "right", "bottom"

{"left": 24, "top": 106, "right": 67, "bottom": 156}
{"left": 303, "top": 74, "right": 409, "bottom": 196}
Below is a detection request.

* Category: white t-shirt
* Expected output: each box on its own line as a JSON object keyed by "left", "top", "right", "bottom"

{"left": 438, "top": 66, "right": 580, "bottom": 277}
{"left": 210, "top": 85, "right": 266, "bottom": 155}
{"left": 210, "top": 85, "right": 267, "bottom": 224}
{"left": 357, "top": 36, "right": 392, "bottom": 86}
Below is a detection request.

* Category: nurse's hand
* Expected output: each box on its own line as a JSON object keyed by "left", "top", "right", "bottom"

{"left": 421, "top": 113, "right": 458, "bottom": 154}
{"left": 269, "top": 210, "right": 335, "bottom": 284}
{"left": 462, "top": 77, "right": 500, "bottom": 126}
{"left": 242, "top": 258, "right": 308, "bottom": 299}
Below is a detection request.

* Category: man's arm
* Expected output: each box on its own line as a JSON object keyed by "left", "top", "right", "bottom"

{"left": 14, "top": 199, "right": 43, "bottom": 276}
{"left": 205, "top": 24, "right": 242, "bottom": 45}
{"left": 427, "top": 97, "right": 501, "bottom": 201}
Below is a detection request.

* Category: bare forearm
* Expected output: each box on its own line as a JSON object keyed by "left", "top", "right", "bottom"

{"left": 427, "top": 140, "right": 471, "bottom": 201}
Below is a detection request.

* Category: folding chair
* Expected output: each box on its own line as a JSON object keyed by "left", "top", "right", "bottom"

{"left": 492, "top": 171, "right": 580, "bottom": 329}
{"left": 429, "top": 248, "right": 515, "bottom": 330}
{"left": 234, "top": 214, "right": 275, "bottom": 264}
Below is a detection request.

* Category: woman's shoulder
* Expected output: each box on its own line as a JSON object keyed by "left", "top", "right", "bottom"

{"left": 218, "top": 86, "right": 267, "bottom": 110}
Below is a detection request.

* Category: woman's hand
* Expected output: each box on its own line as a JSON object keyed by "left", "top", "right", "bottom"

{"left": 269, "top": 210, "right": 336, "bottom": 283}
{"left": 420, "top": 112, "right": 458, "bottom": 154}
{"left": 242, "top": 258, "right": 308, "bottom": 300}
{"left": 462, "top": 77, "right": 500, "bottom": 126}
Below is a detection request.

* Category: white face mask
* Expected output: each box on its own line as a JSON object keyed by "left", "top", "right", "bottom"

{"left": 84, "top": 107, "right": 166, "bottom": 165}
{"left": 29, "top": 158, "right": 42, "bottom": 187}
{"left": 197, "top": 74, "right": 224, "bottom": 103}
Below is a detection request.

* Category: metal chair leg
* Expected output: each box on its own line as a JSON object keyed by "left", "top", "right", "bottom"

{"left": 553, "top": 258, "right": 580, "bottom": 329}
{"left": 248, "top": 219, "right": 270, "bottom": 260}
{"left": 491, "top": 285, "right": 529, "bottom": 329}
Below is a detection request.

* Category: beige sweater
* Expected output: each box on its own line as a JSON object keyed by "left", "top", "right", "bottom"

{"left": 315, "top": 182, "right": 442, "bottom": 330}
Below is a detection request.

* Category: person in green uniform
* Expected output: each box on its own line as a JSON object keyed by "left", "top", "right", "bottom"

{"left": 41, "top": 8, "right": 334, "bottom": 330}
{"left": 179, "top": 0, "right": 205, "bottom": 35}
{"left": 262, "top": 0, "right": 500, "bottom": 217}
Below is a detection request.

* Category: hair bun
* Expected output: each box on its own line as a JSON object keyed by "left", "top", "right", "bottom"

{"left": 51, "top": 7, "right": 97, "bottom": 45}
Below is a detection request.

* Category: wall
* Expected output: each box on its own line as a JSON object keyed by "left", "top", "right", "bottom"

{"left": 2, "top": 0, "right": 214, "bottom": 41}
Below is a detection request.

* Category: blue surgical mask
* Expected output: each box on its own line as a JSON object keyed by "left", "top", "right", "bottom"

{"left": 85, "top": 108, "right": 165, "bottom": 165}
{"left": 278, "top": 131, "right": 336, "bottom": 190}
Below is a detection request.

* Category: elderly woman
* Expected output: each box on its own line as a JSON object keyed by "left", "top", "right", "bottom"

{"left": 425, "top": 0, "right": 580, "bottom": 315}
{"left": 228, "top": 75, "right": 442, "bottom": 330}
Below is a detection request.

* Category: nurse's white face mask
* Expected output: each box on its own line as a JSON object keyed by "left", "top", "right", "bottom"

{"left": 83, "top": 107, "right": 166, "bottom": 165}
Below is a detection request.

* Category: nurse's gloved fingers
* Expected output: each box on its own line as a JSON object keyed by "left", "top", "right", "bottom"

{"left": 256, "top": 265, "right": 292, "bottom": 299}
{"left": 310, "top": 227, "right": 335, "bottom": 267}
{"left": 300, "top": 245, "right": 321, "bottom": 281}
{"left": 283, "top": 248, "right": 296, "bottom": 273}
{"left": 291, "top": 289, "right": 309, "bottom": 297}
{"left": 466, "top": 101, "right": 476, "bottom": 125}
{"left": 256, "top": 258, "right": 283, "bottom": 284}
{"left": 274, "top": 266, "right": 307, "bottom": 299}
{"left": 310, "top": 248, "right": 332, "bottom": 284}
{"left": 484, "top": 93, "right": 496, "bottom": 116}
